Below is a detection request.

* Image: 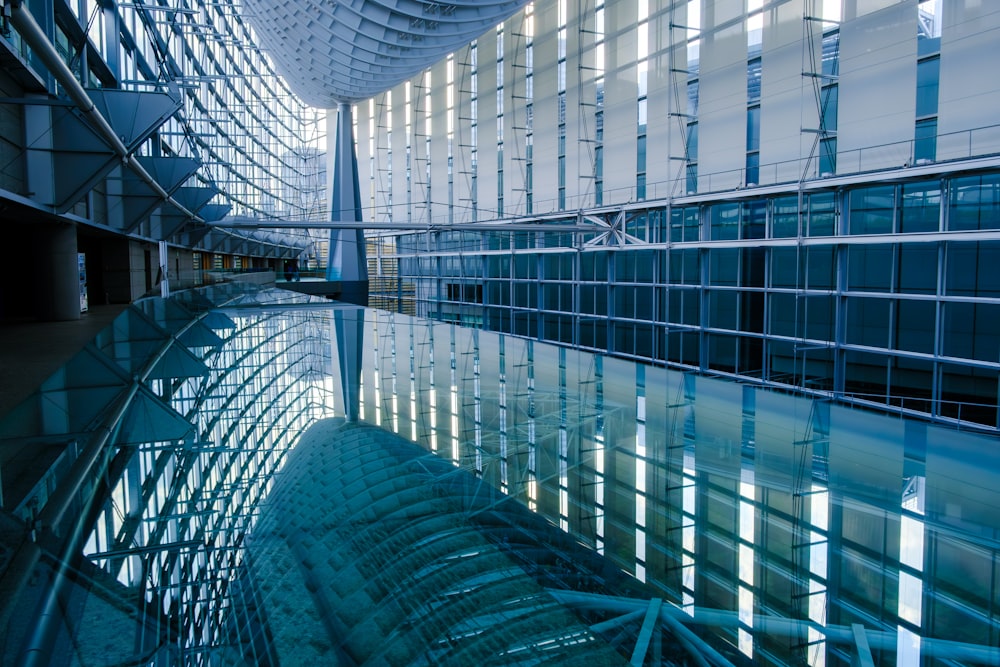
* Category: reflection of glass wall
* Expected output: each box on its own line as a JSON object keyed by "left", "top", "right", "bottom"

{"left": 0, "top": 285, "right": 334, "bottom": 664}
{"left": 5, "top": 291, "right": 1000, "bottom": 665}
{"left": 357, "top": 309, "right": 1000, "bottom": 667}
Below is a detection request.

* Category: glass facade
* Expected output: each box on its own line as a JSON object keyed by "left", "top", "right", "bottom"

{"left": 1, "top": 0, "right": 326, "bottom": 302}
{"left": 365, "top": 3, "right": 1000, "bottom": 432}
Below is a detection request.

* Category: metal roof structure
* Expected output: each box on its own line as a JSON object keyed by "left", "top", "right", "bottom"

{"left": 241, "top": 0, "right": 532, "bottom": 107}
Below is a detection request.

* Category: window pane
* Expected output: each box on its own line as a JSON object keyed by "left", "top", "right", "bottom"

{"left": 848, "top": 246, "right": 893, "bottom": 292}
{"left": 901, "top": 182, "right": 940, "bottom": 232}
{"left": 948, "top": 173, "right": 1000, "bottom": 231}
{"left": 914, "top": 118, "right": 937, "bottom": 163}
{"left": 897, "top": 244, "right": 937, "bottom": 294}
{"left": 846, "top": 297, "right": 890, "bottom": 347}
{"left": 773, "top": 196, "right": 799, "bottom": 238}
{"left": 850, "top": 186, "right": 895, "bottom": 234}
{"left": 710, "top": 202, "right": 740, "bottom": 240}
{"left": 894, "top": 299, "right": 935, "bottom": 354}
{"left": 915, "top": 56, "right": 940, "bottom": 118}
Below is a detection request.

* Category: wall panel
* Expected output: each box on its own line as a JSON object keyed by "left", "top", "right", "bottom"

{"left": 837, "top": 2, "right": 917, "bottom": 172}
{"left": 937, "top": 0, "right": 1000, "bottom": 159}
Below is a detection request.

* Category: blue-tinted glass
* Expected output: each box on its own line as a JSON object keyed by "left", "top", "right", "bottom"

{"left": 772, "top": 196, "right": 799, "bottom": 238}
{"left": 897, "top": 243, "right": 938, "bottom": 294}
{"left": 821, "top": 31, "right": 840, "bottom": 77}
{"left": 849, "top": 185, "right": 895, "bottom": 234}
{"left": 746, "top": 106, "right": 760, "bottom": 151}
{"left": 846, "top": 297, "right": 890, "bottom": 347}
{"left": 819, "top": 137, "right": 837, "bottom": 175}
{"left": 894, "top": 299, "right": 937, "bottom": 354}
{"left": 770, "top": 247, "right": 799, "bottom": 288}
{"left": 949, "top": 173, "right": 1000, "bottom": 231}
{"left": 806, "top": 247, "right": 835, "bottom": 289}
{"left": 686, "top": 122, "right": 698, "bottom": 156}
{"left": 710, "top": 248, "right": 740, "bottom": 285}
{"left": 708, "top": 290, "right": 738, "bottom": 329}
{"left": 946, "top": 242, "right": 1000, "bottom": 297}
{"left": 742, "top": 200, "right": 766, "bottom": 239}
{"left": 901, "top": 181, "right": 940, "bottom": 232}
{"left": 637, "top": 135, "right": 646, "bottom": 170}
{"left": 745, "top": 152, "right": 759, "bottom": 187}
{"left": 769, "top": 292, "right": 797, "bottom": 336}
{"left": 914, "top": 118, "right": 937, "bottom": 163}
{"left": 848, "top": 245, "right": 893, "bottom": 291}
{"left": 686, "top": 163, "right": 698, "bottom": 194}
{"left": 917, "top": 35, "right": 941, "bottom": 58}
{"left": 808, "top": 192, "right": 837, "bottom": 236}
{"left": 710, "top": 202, "right": 740, "bottom": 241}
{"left": 804, "top": 295, "right": 835, "bottom": 340}
{"left": 916, "top": 56, "right": 940, "bottom": 117}
{"left": 747, "top": 57, "right": 762, "bottom": 104}
{"left": 821, "top": 85, "right": 838, "bottom": 131}
{"left": 687, "top": 79, "right": 699, "bottom": 115}
{"left": 636, "top": 173, "right": 646, "bottom": 201}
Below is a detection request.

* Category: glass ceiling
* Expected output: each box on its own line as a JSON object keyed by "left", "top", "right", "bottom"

{"left": 0, "top": 284, "right": 998, "bottom": 666}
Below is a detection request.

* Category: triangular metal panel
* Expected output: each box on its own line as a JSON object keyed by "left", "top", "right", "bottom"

{"left": 181, "top": 223, "right": 212, "bottom": 247}
{"left": 135, "top": 299, "right": 224, "bottom": 350}
{"left": 147, "top": 343, "right": 210, "bottom": 380}
{"left": 152, "top": 212, "right": 190, "bottom": 241}
{"left": 48, "top": 106, "right": 119, "bottom": 213}
{"left": 85, "top": 88, "right": 182, "bottom": 154}
{"left": 198, "top": 204, "right": 231, "bottom": 222}
{"left": 0, "top": 344, "right": 130, "bottom": 440}
{"left": 115, "top": 385, "right": 194, "bottom": 445}
{"left": 135, "top": 298, "right": 194, "bottom": 333}
{"left": 171, "top": 186, "right": 219, "bottom": 213}
{"left": 137, "top": 156, "right": 200, "bottom": 194}
{"left": 120, "top": 157, "right": 200, "bottom": 231}
{"left": 178, "top": 323, "right": 225, "bottom": 350}
{"left": 96, "top": 307, "right": 208, "bottom": 379}
{"left": 200, "top": 311, "right": 237, "bottom": 331}
{"left": 172, "top": 291, "right": 218, "bottom": 315}
{"left": 95, "top": 307, "right": 172, "bottom": 375}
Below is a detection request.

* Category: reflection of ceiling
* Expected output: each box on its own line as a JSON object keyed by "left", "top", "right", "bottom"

{"left": 242, "top": 0, "right": 531, "bottom": 108}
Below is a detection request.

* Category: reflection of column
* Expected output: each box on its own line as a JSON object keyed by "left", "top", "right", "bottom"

{"left": 807, "top": 483, "right": 830, "bottom": 667}
{"left": 428, "top": 324, "right": 437, "bottom": 452}
{"left": 635, "top": 366, "right": 648, "bottom": 582}
{"left": 498, "top": 336, "right": 507, "bottom": 492}
{"left": 327, "top": 102, "right": 369, "bottom": 305}
{"left": 474, "top": 330, "right": 483, "bottom": 476}
{"left": 332, "top": 307, "right": 365, "bottom": 422}
{"left": 449, "top": 325, "right": 459, "bottom": 465}
{"left": 407, "top": 321, "right": 417, "bottom": 441}
{"left": 558, "top": 348, "right": 569, "bottom": 532}
{"left": 738, "top": 467, "right": 755, "bottom": 659}
{"left": 738, "top": 386, "right": 756, "bottom": 659}
{"left": 390, "top": 315, "right": 399, "bottom": 434}
{"left": 897, "top": 473, "right": 926, "bottom": 666}
{"left": 681, "top": 374, "right": 697, "bottom": 615}
{"left": 594, "top": 357, "right": 605, "bottom": 554}
{"left": 527, "top": 341, "right": 537, "bottom": 511}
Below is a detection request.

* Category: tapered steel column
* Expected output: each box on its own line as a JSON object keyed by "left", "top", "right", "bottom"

{"left": 326, "top": 103, "right": 369, "bottom": 305}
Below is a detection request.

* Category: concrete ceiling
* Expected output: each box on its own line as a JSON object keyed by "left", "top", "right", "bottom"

{"left": 242, "top": 0, "right": 531, "bottom": 108}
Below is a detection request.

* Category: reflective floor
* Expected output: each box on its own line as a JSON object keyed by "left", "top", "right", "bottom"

{"left": 0, "top": 284, "right": 998, "bottom": 666}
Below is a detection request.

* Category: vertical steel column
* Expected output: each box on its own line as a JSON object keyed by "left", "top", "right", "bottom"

{"left": 327, "top": 102, "right": 369, "bottom": 305}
